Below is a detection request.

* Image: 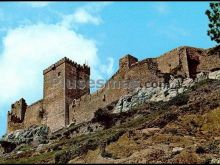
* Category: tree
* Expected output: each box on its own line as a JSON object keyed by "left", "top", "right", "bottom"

{"left": 205, "top": 2, "right": 220, "bottom": 44}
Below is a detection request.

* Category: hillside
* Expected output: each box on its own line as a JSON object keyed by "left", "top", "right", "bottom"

{"left": 1, "top": 45, "right": 220, "bottom": 164}
{"left": 0, "top": 76, "right": 220, "bottom": 163}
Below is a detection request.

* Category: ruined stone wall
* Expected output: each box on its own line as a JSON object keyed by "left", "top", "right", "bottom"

{"left": 155, "top": 46, "right": 214, "bottom": 79}
{"left": 198, "top": 55, "right": 220, "bottom": 72}
{"left": 156, "top": 48, "right": 184, "bottom": 75}
{"left": 196, "top": 47, "right": 220, "bottom": 72}
{"left": 7, "top": 98, "right": 27, "bottom": 133}
{"left": 67, "top": 84, "right": 132, "bottom": 125}
{"left": 126, "top": 58, "right": 163, "bottom": 87}
{"left": 7, "top": 120, "right": 24, "bottom": 133}
{"left": 67, "top": 48, "right": 220, "bottom": 128}
{"left": 69, "top": 58, "right": 164, "bottom": 124}
{"left": 119, "top": 55, "right": 138, "bottom": 71}
{"left": 7, "top": 99, "right": 44, "bottom": 133}
{"left": 24, "top": 100, "right": 43, "bottom": 128}
{"left": 10, "top": 98, "right": 27, "bottom": 122}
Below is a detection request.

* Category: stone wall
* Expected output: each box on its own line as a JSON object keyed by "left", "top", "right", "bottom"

{"left": 119, "top": 54, "right": 138, "bottom": 72}
{"left": 197, "top": 47, "right": 220, "bottom": 72}
{"left": 10, "top": 98, "right": 27, "bottom": 122}
{"left": 24, "top": 100, "right": 43, "bottom": 128}
{"left": 7, "top": 121, "right": 24, "bottom": 134}
{"left": 156, "top": 47, "right": 190, "bottom": 77}
{"left": 7, "top": 98, "right": 27, "bottom": 133}
{"left": 69, "top": 74, "right": 128, "bottom": 124}
{"left": 69, "top": 58, "right": 164, "bottom": 124}
{"left": 125, "top": 58, "right": 163, "bottom": 87}
{"left": 69, "top": 46, "right": 220, "bottom": 125}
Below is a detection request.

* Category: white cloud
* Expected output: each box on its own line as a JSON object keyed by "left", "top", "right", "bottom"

{"left": 0, "top": 23, "right": 113, "bottom": 105}
{"left": 60, "top": 2, "right": 112, "bottom": 28}
{"left": 22, "top": 2, "right": 51, "bottom": 8}
{"left": 61, "top": 8, "right": 102, "bottom": 28}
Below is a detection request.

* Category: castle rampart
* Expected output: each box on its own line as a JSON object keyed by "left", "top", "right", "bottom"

{"left": 7, "top": 46, "right": 220, "bottom": 133}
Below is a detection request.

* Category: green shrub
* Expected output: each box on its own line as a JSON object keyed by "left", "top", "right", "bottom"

{"left": 190, "top": 79, "right": 215, "bottom": 91}
{"left": 205, "top": 141, "right": 220, "bottom": 154}
{"left": 54, "top": 150, "right": 72, "bottom": 164}
{"left": 101, "top": 150, "right": 114, "bottom": 158}
{"left": 196, "top": 146, "right": 206, "bottom": 154}
{"left": 93, "top": 108, "right": 114, "bottom": 128}
{"left": 167, "top": 93, "right": 189, "bottom": 106}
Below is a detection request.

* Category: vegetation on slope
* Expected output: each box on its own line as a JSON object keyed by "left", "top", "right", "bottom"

{"left": 0, "top": 79, "right": 220, "bottom": 164}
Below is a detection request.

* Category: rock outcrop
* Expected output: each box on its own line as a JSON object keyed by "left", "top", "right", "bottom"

{"left": 112, "top": 70, "right": 220, "bottom": 114}
{"left": 0, "top": 125, "right": 49, "bottom": 153}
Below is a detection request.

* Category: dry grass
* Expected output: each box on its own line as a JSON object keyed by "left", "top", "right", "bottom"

{"left": 105, "top": 133, "right": 140, "bottom": 159}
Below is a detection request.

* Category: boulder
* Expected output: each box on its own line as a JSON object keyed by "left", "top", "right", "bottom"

{"left": 113, "top": 95, "right": 135, "bottom": 113}
{"left": 36, "top": 144, "right": 47, "bottom": 152}
{"left": 169, "top": 76, "right": 181, "bottom": 89}
{"left": 172, "top": 147, "right": 183, "bottom": 153}
{"left": 182, "top": 78, "right": 194, "bottom": 88}
{"left": 210, "top": 158, "right": 220, "bottom": 164}
{"left": 208, "top": 70, "right": 220, "bottom": 80}
{"left": 0, "top": 125, "right": 49, "bottom": 153}
{"left": 167, "top": 89, "right": 178, "bottom": 99}
{"left": 196, "top": 72, "right": 208, "bottom": 82}
{"left": 150, "top": 90, "right": 166, "bottom": 102}
{"left": 140, "top": 128, "right": 161, "bottom": 136}
{"left": 177, "top": 87, "right": 186, "bottom": 94}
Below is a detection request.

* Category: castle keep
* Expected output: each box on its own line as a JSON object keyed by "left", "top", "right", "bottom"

{"left": 8, "top": 57, "right": 90, "bottom": 132}
{"left": 7, "top": 46, "right": 220, "bottom": 133}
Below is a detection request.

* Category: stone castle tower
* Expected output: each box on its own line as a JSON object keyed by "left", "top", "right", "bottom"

{"left": 7, "top": 57, "right": 90, "bottom": 132}
{"left": 43, "top": 57, "right": 90, "bottom": 131}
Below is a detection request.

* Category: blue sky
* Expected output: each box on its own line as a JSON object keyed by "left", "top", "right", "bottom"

{"left": 0, "top": 2, "right": 215, "bottom": 137}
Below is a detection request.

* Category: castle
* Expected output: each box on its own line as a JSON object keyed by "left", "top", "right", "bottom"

{"left": 7, "top": 46, "right": 220, "bottom": 133}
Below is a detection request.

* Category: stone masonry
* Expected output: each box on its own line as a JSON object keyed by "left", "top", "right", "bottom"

{"left": 7, "top": 46, "right": 220, "bottom": 133}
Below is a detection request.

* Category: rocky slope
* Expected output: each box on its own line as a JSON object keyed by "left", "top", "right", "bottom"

{"left": 0, "top": 73, "right": 220, "bottom": 163}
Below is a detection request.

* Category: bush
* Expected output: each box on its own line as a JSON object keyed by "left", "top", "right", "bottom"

{"left": 167, "top": 93, "right": 189, "bottom": 106}
{"left": 106, "top": 130, "right": 125, "bottom": 145}
{"left": 101, "top": 150, "right": 113, "bottom": 158}
{"left": 190, "top": 79, "right": 215, "bottom": 91}
{"left": 93, "top": 108, "right": 114, "bottom": 128}
{"left": 205, "top": 141, "right": 220, "bottom": 154}
{"left": 54, "top": 150, "right": 72, "bottom": 164}
{"left": 196, "top": 146, "right": 206, "bottom": 154}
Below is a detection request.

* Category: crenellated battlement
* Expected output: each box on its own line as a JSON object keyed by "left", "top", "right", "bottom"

{"left": 43, "top": 57, "right": 90, "bottom": 75}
